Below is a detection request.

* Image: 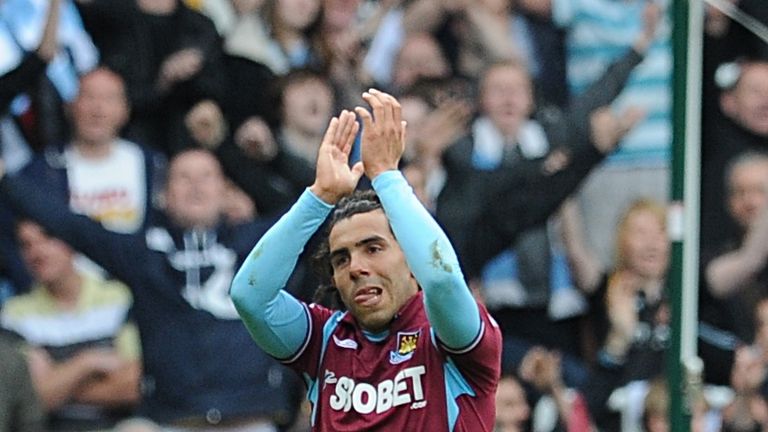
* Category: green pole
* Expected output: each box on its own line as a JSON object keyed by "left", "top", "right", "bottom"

{"left": 669, "top": 0, "right": 704, "bottom": 430}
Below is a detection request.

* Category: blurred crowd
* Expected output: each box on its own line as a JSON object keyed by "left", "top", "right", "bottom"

{"left": 0, "top": 0, "right": 767, "bottom": 431}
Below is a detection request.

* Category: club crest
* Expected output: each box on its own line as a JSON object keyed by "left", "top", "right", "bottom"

{"left": 390, "top": 330, "right": 420, "bottom": 364}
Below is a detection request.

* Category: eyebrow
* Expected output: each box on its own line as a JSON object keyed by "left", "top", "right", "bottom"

{"left": 330, "top": 235, "right": 386, "bottom": 259}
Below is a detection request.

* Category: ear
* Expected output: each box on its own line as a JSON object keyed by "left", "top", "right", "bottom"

{"left": 720, "top": 91, "right": 737, "bottom": 119}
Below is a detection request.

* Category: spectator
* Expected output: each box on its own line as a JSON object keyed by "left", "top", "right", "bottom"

{"left": 1, "top": 67, "right": 166, "bottom": 292}
{"left": 701, "top": 61, "right": 768, "bottom": 249}
{"left": 0, "top": 328, "right": 45, "bottom": 432}
{"left": 699, "top": 152, "right": 768, "bottom": 383}
{"left": 402, "top": 0, "right": 567, "bottom": 106}
{"left": 399, "top": 78, "right": 473, "bottom": 212}
{"left": 521, "top": 0, "right": 671, "bottom": 269}
{"left": 435, "top": 36, "right": 646, "bottom": 363}
{"left": 0, "top": 149, "right": 302, "bottom": 429}
{"left": 389, "top": 32, "right": 451, "bottom": 94}
{"left": 721, "top": 346, "right": 768, "bottom": 432}
{"left": 0, "top": 219, "right": 141, "bottom": 431}
{"left": 437, "top": 14, "right": 653, "bottom": 277}
{"left": 252, "top": 0, "right": 324, "bottom": 74}
{"left": 216, "top": 69, "right": 331, "bottom": 216}
{"left": 565, "top": 199, "right": 669, "bottom": 430}
{"left": 518, "top": 346, "right": 594, "bottom": 432}
{"left": 641, "top": 376, "right": 716, "bottom": 432}
{"left": 494, "top": 374, "right": 531, "bottom": 432}
{"left": 0, "top": 0, "right": 60, "bottom": 114}
{"left": 23, "top": 67, "right": 165, "bottom": 234}
{"left": 75, "top": 0, "right": 227, "bottom": 155}
{"left": 0, "top": 0, "right": 64, "bottom": 296}
{"left": 0, "top": 0, "right": 97, "bottom": 170}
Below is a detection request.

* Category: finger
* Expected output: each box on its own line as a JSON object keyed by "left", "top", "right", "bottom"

{"left": 321, "top": 117, "right": 339, "bottom": 148}
{"left": 340, "top": 120, "right": 360, "bottom": 157}
{"left": 363, "top": 90, "right": 385, "bottom": 128}
{"left": 341, "top": 110, "right": 358, "bottom": 139}
{"left": 400, "top": 120, "right": 407, "bottom": 148}
{"left": 371, "top": 88, "right": 400, "bottom": 130}
{"left": 334, "top": 110, "right": 350, "bottom": 145}
{"left": 350, "top": 161, "right": 365, "bottom": 182}
{"left": 354, "top": 106, "right": 374, "bottom": 135}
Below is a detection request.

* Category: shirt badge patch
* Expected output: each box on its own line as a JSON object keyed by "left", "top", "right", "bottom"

{"left": 390, "top": 330, "right": 420, "bottom": 364}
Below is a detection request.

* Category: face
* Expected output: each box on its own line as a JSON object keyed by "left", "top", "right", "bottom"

{"left": 728, "top": 160, "right": 768, "bottom": 228}
{"left": 164, "top": 150, "right": 227, "bottom": 229}
{"left": 282, "top": 77, "right": 334, "bottom": 137}
{"left": 754, "top": 300, "right": 768, "bottom": 350}
{"left": 399, "top": 95, "right": 430, "bottom": 161}
{"left": 392, "top": 34, "right": 449, "bottom": 89}
{"left": 276, "top": 0, "right": 321, "bottom": 31}
{"left": 494, "top": 376, "right": 530, "bottom": 432}
{"left": 722, "top": 63, "right": 768, "bottom": 137}
{"left": 480, "top": 64, "right": 534, "bottom": 138}
{"left": 17, "top": 221, "right": 75, "bottom": 286}
{"left": 71, "top": 69, "right": 129, "bottom": 146}
{"left": 646, "top": 414, "right": 669, "bottom": 432}
{"left": 619, "top": 208, "right": 669, "bottom": 279}
{"left": 322, "top": 0, "right": 359, "bottom": 31}
{"left": 328, "top": 210, "right": 419, "bottom": 332}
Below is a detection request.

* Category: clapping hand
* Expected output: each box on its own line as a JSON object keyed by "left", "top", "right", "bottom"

{"left": 354, "top": 89, "right": 407, "bottom": 180}
{"left": 309, "top": 110, "right": 364, "bottom": 204}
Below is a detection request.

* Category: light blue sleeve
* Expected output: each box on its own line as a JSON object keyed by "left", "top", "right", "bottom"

{"left": 552, "top": 0, "right": 577, "bottom": 28}
{"left": 372, "top": 170, "right": 481, "bottom": 350}
{"left": 231, "top": 189, "right": 333, "bottom": 359}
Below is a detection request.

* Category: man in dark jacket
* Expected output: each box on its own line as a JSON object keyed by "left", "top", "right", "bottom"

{"left": 0, "top": 148, "right": 300, "bottom": 430}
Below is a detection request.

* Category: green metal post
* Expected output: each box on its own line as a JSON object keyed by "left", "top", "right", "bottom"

{"left": 669, "top": 0, "right": 704, "bottom": 430}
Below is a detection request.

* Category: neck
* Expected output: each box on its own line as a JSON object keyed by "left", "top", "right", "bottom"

{"left": 46, "top": 272, "right": 83, "bottom": 309}
{"left": 73, "top": 138, "right": 114, "bottom": 159}
{"left": 281, "top": 127, "right": 321, "bottom": 163}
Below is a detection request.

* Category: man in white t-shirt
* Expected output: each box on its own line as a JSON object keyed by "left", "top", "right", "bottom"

{"left": 6, "top": 67, "right": 165, "bottom": 285}
{"left": 22, "top": 67, "right": 165, "bottom": 233}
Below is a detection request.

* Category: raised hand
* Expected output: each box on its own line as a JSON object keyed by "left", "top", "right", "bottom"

{"left": 355, "top": 89, "right": 407, "bottom": 180}
{"left": 589, "top": 106, "right": 645, "bottom": 154}
{"left": 309, "top": 110, "right": 364, "bottom": 204}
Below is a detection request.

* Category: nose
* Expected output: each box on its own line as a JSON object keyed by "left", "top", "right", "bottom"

{"left": 348, "top": 252, "right": 369, "bottom": 279}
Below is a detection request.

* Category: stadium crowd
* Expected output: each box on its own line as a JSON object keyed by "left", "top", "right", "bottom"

{"left": 0, "top": 0, "right": 767, "bottom": 431}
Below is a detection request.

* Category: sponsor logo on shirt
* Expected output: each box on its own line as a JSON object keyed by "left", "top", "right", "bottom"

{"left": 390, "top": 330, "right": 419, "bottom": 365}
{"left": 328, "top": 365, "right": 427, "bottom": 414}
{"left": 333, "top": 335, "right": 358, "bottom": 350}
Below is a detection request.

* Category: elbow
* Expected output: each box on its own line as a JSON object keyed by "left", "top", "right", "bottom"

{"left": 229, "top": 271, "right": 251, "bottom": 310}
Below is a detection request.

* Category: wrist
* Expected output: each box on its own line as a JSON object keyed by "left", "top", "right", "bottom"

{"left": 605, "top": 332, "right": 631, "bottom": 359}
{"left": 366, "top": 166, "right": 397, "bottom": 180}
{"left": 309, "top": 184, "right": 342, "bottom": 205}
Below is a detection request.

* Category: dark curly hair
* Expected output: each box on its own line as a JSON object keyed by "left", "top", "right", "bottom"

{"left": 311, "top": 189, "right": 383, "bottom": 309}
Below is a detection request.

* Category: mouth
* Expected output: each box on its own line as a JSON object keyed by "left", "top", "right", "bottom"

{"left": 354, "top": 286, "right": 382, "bottom": 307}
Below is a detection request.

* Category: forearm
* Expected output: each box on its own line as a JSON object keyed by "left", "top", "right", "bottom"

{"left": 73, "top": 361, "right": 141, "bottom": 407}
{"left": 372, "top": 170, "right": 480, "bottom": 349}
{"left": 0, "top": 175, "right": 140, "bottom": 283}
{"left": 31, "top": 358, "right": 95, "bottom": 410}
{"left": 464, "top": 9, "right": 516, "bottom": 62}
{"left": 567, "top": 48, "right": 644, "bottom": 124}
{"left": 706, "top": 251, "right": 765, "bottom": 298}
{"left": 560, "top": 201, "right": 603, "bottom": 294}
{"left": 231, "top": 189, "right": 331, "bottom": 358}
